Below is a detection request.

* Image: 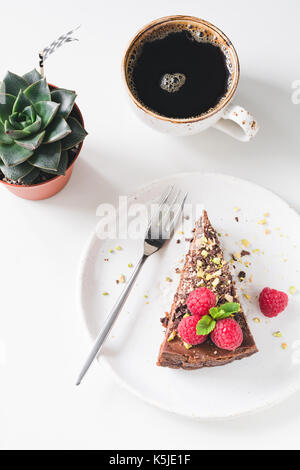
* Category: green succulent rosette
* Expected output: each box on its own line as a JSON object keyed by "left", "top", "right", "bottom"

{"left": 0, "top": 70, "right": 87, "bottom": 185}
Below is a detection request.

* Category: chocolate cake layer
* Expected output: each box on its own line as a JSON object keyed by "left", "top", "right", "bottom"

{"left": 157, "top": 210, "right": 258, "bottom": 370}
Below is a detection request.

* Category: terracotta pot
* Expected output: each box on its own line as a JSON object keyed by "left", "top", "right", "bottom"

{"left": 0, "top": 89, "right": 85, "bottom": 201}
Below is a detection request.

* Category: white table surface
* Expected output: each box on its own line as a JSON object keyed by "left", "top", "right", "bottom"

{"left": 1, "top": 0, "right": 300, "bottom": 450}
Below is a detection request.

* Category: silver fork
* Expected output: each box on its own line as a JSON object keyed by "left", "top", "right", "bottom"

{"left": 76, "top": 187, "right": 188, "bottom": 385}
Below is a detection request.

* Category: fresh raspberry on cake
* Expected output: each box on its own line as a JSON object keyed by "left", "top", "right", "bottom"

{"left": 210, "top": 318, "right": 243, "bottom": 351}
{"left": 187, "top": 287, "right": 216, "bottom": 317}
{"left": 177, "top": 316, "right": 207, "bottom": 346}
{"left": 259, "top": 287, "right": 288, "bottom": 317}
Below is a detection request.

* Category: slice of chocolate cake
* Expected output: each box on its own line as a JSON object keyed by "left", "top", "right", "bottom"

{"left": 157, "top": 210, "right": 258, "bottom": 370}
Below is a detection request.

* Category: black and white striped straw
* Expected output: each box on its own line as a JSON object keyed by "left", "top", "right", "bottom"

{"left": 39, "top": 26, "right": 80, "bottom": 76}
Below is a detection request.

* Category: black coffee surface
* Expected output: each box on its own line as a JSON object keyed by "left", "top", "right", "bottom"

{"left": 132, "top": 31, "right": 230, "bottom": 119}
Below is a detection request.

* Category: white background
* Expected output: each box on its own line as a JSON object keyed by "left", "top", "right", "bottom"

{"left": 0, "top": 0, "right": 300, "bottom": 450}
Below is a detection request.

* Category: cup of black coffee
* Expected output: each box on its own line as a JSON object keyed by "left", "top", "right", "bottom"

{"left": 123, "top": 16, "right": 258, "bottom": 141}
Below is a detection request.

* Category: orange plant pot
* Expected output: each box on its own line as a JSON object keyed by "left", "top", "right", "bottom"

{"left": 0, "top": 96, "right": 85, "bottom": 201}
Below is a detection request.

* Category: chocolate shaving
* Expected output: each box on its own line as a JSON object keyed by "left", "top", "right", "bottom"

{"left": 175, "top": 305, "right": 187, "bottom": 318}
{"left": 160, "top": 317, "right": 169, "bottom": 328}
{"left": 241, "top": 250, "right": 250, "bottom": 257}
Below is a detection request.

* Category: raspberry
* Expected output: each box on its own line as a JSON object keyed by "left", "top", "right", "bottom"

{"left": 186, "top": 287, "right": 216, "bottom": 317}
{"left": 259, "top": 287, "right": 288, "bottom": 318}
{"left": 210, "top": 318, "right": 243, "bottom": 351}
{"left": 177, "top": 316, "right": 207, "bottom": 346}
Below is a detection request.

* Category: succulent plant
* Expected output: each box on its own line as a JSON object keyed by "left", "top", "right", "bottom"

{"left": 0, "top": 70, "right": 87, "bottom": 185}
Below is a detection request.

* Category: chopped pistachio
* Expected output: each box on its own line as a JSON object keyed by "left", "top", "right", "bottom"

{"left": 212, "top": 257, "right": 221, "bottom": 265}
{"left": 253, "top": 317, "right": 261, "bottom": 323}
{"left": 264, "top": 212, "right": 270, "bottom": 217}
{"left": 241, "top": 239, "right": 250, "bottom": 248}
{"left": 144, "top": 294, "right": 148, "bottom": 299}
{"left": 165, "top": 276, "right": 173, "bottom": 282}
{"left": 116, "top": 245, "right": 122, "bottom": 251}
{"left": 273, "top": 331, "right": 282, "bottom": 338}
{"left": 183, "top": 342, "right": 192, "bottom": 350}
{"left": 102, "top": 292, "right": 109, "bottom": 296}
{"left": 252, "top": 249, "right": 260, "bottom": 253}
{"left": 109, "top": 249, "right": 114, "bottom": 254}
{"left": 225, "top": 294, "right": 233, "bottom": 303}
{"left": 167, "top": 331, "right": 176, "bottom": 342}
{"left": 145, "top": 301, "right": 149, "bottom": 305}
{"left": 197, "top": 269, "right": 204, "bottom": 278}
{"left": 128, "top": 263, "right": 133, "bottom": 268}
{"left": 213, "top": 269, "right": 222, "bottom": 277}
{"left": 289, "top": 286, "right": 297, "bottom": 295}
{"left": 201, "top": 250, "right": 208, "bottom": 258}
{"left": 281, "top": 343, "right": 287, "bottom": 350}
{"left": 206, "top": 274, "right": 212, "bottom": 281}
{"left": 212, "top": 278, "right": 220, "bottom": 288}
{"left": 258, "top": 219, "right": 267, "bottom": 225}
{"left": 234, "top": 207, "right": 240, "bottom": 212}
{"left": 244, "top": 293, "right": 251, "bottom": 300}
{"left": 183, "top": 313, "right": 190, "bottom": 318}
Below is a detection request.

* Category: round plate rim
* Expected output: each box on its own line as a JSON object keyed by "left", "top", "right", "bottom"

{"left": 77, "top": 171, "right": 300, "bottom": 420}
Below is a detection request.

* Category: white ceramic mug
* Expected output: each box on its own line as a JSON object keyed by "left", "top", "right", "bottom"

{"left": 123, "top": 16, "right": 259, "bottom": 141}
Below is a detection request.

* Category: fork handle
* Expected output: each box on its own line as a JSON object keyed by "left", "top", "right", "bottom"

{"left": 76, "top": 254, "right": 147, "bottom": 385}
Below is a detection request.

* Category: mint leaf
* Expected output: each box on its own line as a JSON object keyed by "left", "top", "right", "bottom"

{"left": 196, "top": 315, "right": 216, "bottom": 336}
{"left": 213, "top": 310, "right": 232, "bottom": 320}
{"left": 220, "top": 302, "right": 240, "bottom": 314}
{"left": 209, "top": 306, "right": 233, "bottom": 320}
{"left": 209, "top": 302, "right": 240, "bottom": 320}
{"left": 209, "top": 307, "right": 220, "bottom": 319}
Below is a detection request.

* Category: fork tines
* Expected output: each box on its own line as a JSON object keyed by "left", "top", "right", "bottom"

{"left": 146, "top": 187, "right": 188, "bottom": 241}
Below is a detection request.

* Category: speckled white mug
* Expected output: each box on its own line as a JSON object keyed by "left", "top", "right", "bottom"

{"left": 123, "top": 16, "right": 259, "bottom": 141}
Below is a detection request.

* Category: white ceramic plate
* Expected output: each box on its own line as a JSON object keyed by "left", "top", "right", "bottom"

{"left": 78, "top": 173, "right": 300, "bottom": 419}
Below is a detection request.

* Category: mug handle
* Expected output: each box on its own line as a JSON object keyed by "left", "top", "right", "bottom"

{"left": 213, "top": 105, "right": 259, "bottom": 142}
